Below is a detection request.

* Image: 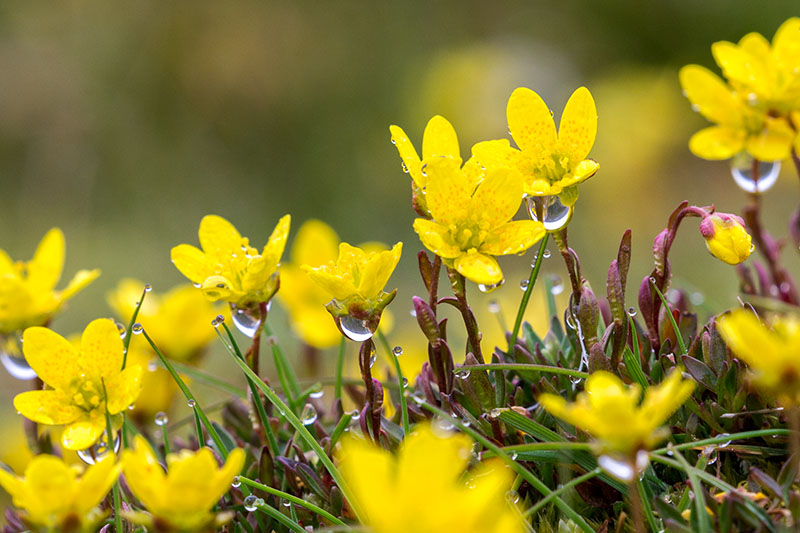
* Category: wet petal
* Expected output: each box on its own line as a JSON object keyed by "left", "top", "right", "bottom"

{"left": 480, "top": 220, "right": 545, "bottom": 256}
{"left": 75, "top": 455, "right": 121, "bottom": 516}
{"left": 454, "top": 251, "right": 502, "bottom": 285}
{"left": 422, "top": 115, "right": 461, "bottom": 160}
{"left": 507, "top": 87, "right": 557, "bottom": 153}
{"left": 121, "top": 436, "right": 166, "bottom": 513}
{"left": 557, "top": 87, "right": 597, "bottom": 162}
{"left": 61, "top": 418, "right": 106, "bottom": 451}
{"left": 170, "top": 244, "right": 209, "bottom": 284}
{"left": 746, "top": 118, "right": 794, "bottom": 161}
{"left": 14, "top": 390, "right": 81, "bottom": 425}
{"left": 688, "top": 126, "right": 746, "bottom": 160}
{"left": 290, "top": 219, "right": 340, "bottom": 267}
{"left": 106, "top": 364, "right": 142, "bottom": 414}
{"left": 679, "top": 65, "right": 743, "bottom": 126}
{"left": 357, "top": 243, "right": 402, "bottom": 299}
{"left": 471, "top": 139, "right": 523, "bottom": 172}
{"left": 28, "top": 228, "right": 64, "bottom": 293}
{"left": 301, "top": 265, "right": 355, "bottom": 301}
{"left": 425, "top": 157, "right": 473, "bottom": 226}
{"left": 773, "top": 18, "right": 800, "bottom": 75}
{"left": 22, "top": 326, "right": 80, "bottom": 389}
{"left": 413, "top": 219, "right": 462, "bottom": 259}
{"left": 389, "top": 124, "right": 423, "bottom": 187}
{"left": 80, "top": 318, "right": 124, "bottom": 381}
{"left": 198, "top": 215, "right": 242, "bottom": 259}
{"left": 711, "top": 41, "right": 769, "bottom": 98}
{"left": 261, "top": 214, "right": 291, "bottom": 267}
{"left": 469, "top": 167, "right": 523, "bottom": 229}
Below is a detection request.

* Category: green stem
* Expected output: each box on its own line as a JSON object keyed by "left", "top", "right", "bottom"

{"left": 335, "top": 335, "right": 346, "bottom": 401}
{"left": 454, "top": 363, "right": 589, "bottom": 380}
{"left": 140, "top": 329, "right": 228, "bottom": 459}
{"left": 154, "top": 358, "right": 247, "bottom": 398}
{"left": 102, "top": 383, "right": 123, "bottom": 533}
{"left": 650, "top": 280, "right": 687, "bottom": 356}
{"left": 415, "top": 398, "right": 593, "bottom": 533}
{"left": 263, "top": 323, "right": 301, "bottom": 400}
{"left": 121, "top": 286, "right": 148, "bottom": 370}
{"left": 508, "top": 234, "right": 550, "bottom": 356}
{"left": 650, "top": 428, "right": 790, "bottom": 455}
{"left": 524, "top": 467, "right": 601, "bottom": 517}
{"left": 378, "top": 331, "right": 409, "bottom": 436}
{"left": 239, "top": 476, "right": 346, "bottom": 526}
{"left": 223, "top": 340, "right": 365, "bottom": 524}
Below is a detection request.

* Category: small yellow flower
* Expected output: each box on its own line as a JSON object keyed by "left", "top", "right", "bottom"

{"left": 0, "top": 453, "right": 120, "bottom": 532}
{"left": 337, "top": 423, "right": 524, "bottom": 533}
{"left": 413, "top": 157, "right": 545, "bottom": 285}
{"left": 472, "top": 86, "right": 599, "bottom": 206}
{"left": 716, "top": 310, "right": 800, "bottom": 406}
{"left": 303, "top": 241, "right": 402, "bottom": 337}
{"left": 389, "top": 115, "right": 462, "bottom": 190}
{"left": 699, "top": 212, "right": 752, "bottom": 265}
{"left": 679, "top": 64, "right": 795, "bottom": 161}
{"left": 539, "top": 370, "right": 694, "bottom": 457}
{"left": 122, "top": 435, "right": 244, "bottom": 532}
{"left": 14, "top": 319, "right": 142, "bottom": 450}
{"left": 0, "top": 228, "right": 100, "bottom": 334}
{"left": 170, "top": 214, "right": 290, "bottom": 309}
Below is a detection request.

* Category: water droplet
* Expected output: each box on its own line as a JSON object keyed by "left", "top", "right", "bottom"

{"left": 506, "top": 490, "right": 520, "bottom": 504}
{"left": 0, "top": 336, "right": 37, "bottom": 380}
{"left": 187, "top": 399, "right": 197, "bottom": 408}
{"left": 635, "top": 450, "right": 649, "bottom": 473}
{"left": 350, "top": 409, "right": 361, "bottom": 421}
{"left": 487, "top": 300, "right": 501, "bottom": 314}
{"left": 543, "top": 249, "right": 552, "bottom": 258}
{"left": 702, "top": 446, "right": 718, "bottom": 465}
{"left": 458, "top": 369, "right": 471, "bottom": 379}
{"left": 526, "top": 196, "right": 573, "bottom": 232}
{"left": 478, "top": 279, "right": 505, "bottom": 293}
{"left": 301, "top": 403, "right": 318, "bottom": 425}
{"left": 282, "top": 500, "right": 291, "bottom": 507}
{"left": 309, "top": 388, "right": 324, "bottom": 399}
{"left": 116, "top": 322, "right": 127, "bottom": 340}
{"left": 229, "top": 304, "right": 261, "bottom": 338}
{"left": 340, "top": 315, "right": 375, "bottom": 342}
{"left": 231, "top": 476, "right": 241, "bottom": 488}
{"left": 401, "top": 161, "right": 408, "bottom": 173}
{"left": 77, "top": 432, "right": 121, "bottom": 464}
{"left": 549, "top": 275, "right": 564, "bottom": 295}
{"left": 401, "top": 377, "right": 409, "bottom": 388}
{"left": 193, "top": 282, "right": 202, "bottom": 288}
{"left": 627, "top": 307, "right": 637, "bottom": 317}
{"left": 565, "top": 314, "right": 576, "bottom": 330}
{"left": 154, "top": 412, "right": 168, "bottom": 426}
{"left": 392, "top": 345, "right": 403, "bottom": 357}
{"left": 144, "top": 284, "right": 153, "bottom": 292}
{"left": 717, "top": 433, "right": 732, "bottom": 448}
{"left": 432, "top": 415, "right": 456, "bottom": 435}
{"left": 132, "top": 323, "right": 143, "bottom": 335}
{"left": 510, "top": 451, "right": 519, "bottom": 461}
{"left": 649, "top": 276, "right": 657, "bottom": 285}
{"left": 519, "top": 279, "right": 529, "bottom": 291}
{"left": 211, "top": 314, "right": 225, "bottom": 328}
{"left": 730, "top": 153, "right": 780, "bottom": 194}
{"left": 369, "top": 352, "right": 376, "bottom": 368}
{"left": 243, "top": 495, "right": 259, "bottom": 512}
{"left": 421, "top": 164, "right": 428, "bottom": 177}
{"left": 409, "top": 309, "right": 417, "bottom": 318}
{"left": 598, "top": 455, "right": 635, "bottom": 482}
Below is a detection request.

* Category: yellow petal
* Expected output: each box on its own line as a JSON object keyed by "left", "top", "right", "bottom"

{"left": 336, "top": 242, "right": 368, "bottom": 276}
{"left": 357, "top": 243, "right": 402, "bottom": 300}
{"left": 773, "top": 18, "right": 800, "bottom": 74}
{"left": 413, "top": 219, "right": 462, "bottom": 259}
{"left": 0, "top": 248, "right": 15, "bottom": 275}
{"left": 738, "top": 32, "right": 771, "bottom": 62}
{"left": 471, "top": 139, "right": 523, "bottom": 172}
{"left": 262, "top": 214, "right": 291, "bottom": 267}
{"left": 337, "top": 435, "right": 395, "bottom": 525}
{"left": 389, "top": 124, "right": 423, "bottom": 187}
{"left": 480, "top": 220, "right": 545, "bottom": 256}
{"left": 0, "top": 468, "right": 25, "bottom": 507}
{"left": 61, "top": 418, "right": 106, "bottom": 450}
{"left": 746, "top": 118, "right": 794, "bottom": 161}
{"left": 75, "top": 455, "right": 121, "bottom": 516}
{"left": 21, "top": 326, "right": 80, "bottom": 389}
{"left": 200, "top": 275, "right": 237, "bottom": 302}
{"left": 80, "top": 318, "right": 124, "bottom": 382}
{"left": 170, "top": 244, "right": 208, "bottom": 284}
{"left": 711, "top": 41, "right": 769, "bottom": 97}
{"left": 290, "top": 219, "right": 340, "bottom": 267}
{"left": 679, "top": 65, "right": 742, "bottom": 126}
{"left": 469, "top": 167, "right": 523, "bottom": 229}
{"left": 166, "top": 448, "right": 221, "bottom": 513}
{"left": 557, "top": 87, "right": 597, "bottom": 162}
{"left": 14, "top": 390, "right": 81, "bottom": 425}
{"left": 422, "top": 115, "right": 461, "bottom": 160}
{"left": 211, "top": 448, "right": 245, "bottom": 509}
{"left": 302, "top": 266, "right": 354, "bottom": 301}
{"left": 122, "top": 436, "right": 166, "bottom": 513}
{"left": 640, "top": 370, "right": 695, "bottom": 428}
{"left": 454, "top": 251, "right": 502, "bottom": 285}
{"left": 688, "top": 126, "right": 746, "bottom": 160}
{"left": 425, "top": 157, "right": 473, "bottom": 225}
{"left": 106, "top": 364, "right": 142, "bottom": 414}
{"left": 507, "top": 87, "right": 557, "bottom": 153}
{"left": 716, "top": 311, "right": 780, "bottom": 371}
{"left": 27, "top": 228, "right": 65, "bottom": 293}
{"left": 58, "top": 268, "right": 101, "bottom": 303}
{"left": 198, "top": 215, "right": 242, "bottom": 259}
{"left": 396, "top": 424, "right": 473, "bottom": 490}
{"left": 24, "top": 455, "right": 76, "bottom": 517}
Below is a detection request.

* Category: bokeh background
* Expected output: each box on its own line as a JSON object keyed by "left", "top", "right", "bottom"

{"left": 1, "top": 0, "right": 800, "bottom": 504}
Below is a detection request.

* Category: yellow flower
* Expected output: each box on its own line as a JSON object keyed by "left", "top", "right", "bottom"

{"left": 337, "top": 423, "right": 524, "bottom": 533}
{"left": 0, "top": 228, "right": 100, "bottom": 334}
{"left": 413, "top": 157, "right": 545, "bottom": 285}
{"left": 539, "top": 370, "right": 694, "bottom": 457}
{"left": 0, "top": 453, "right": 120, "bottom": 532}
{"left": 716, "top": 310, "right": 800, "bottom": 406}
{"left": 711, "top": 18, "right": 800, "bottom": 115}
{"left": 699, "top": 212, "right": 752, "bottom": 265}
{"left": 472, "top": 86, "right": 599, "bottom": 206}
{"left": 679, "top": 64, "right": 795, "bottom": 161}
{"left": 278, "top": 220, "right": 348, "bottom": 348}
{"left": 389, "top": 115, "right": 462, "bottom": 189}
{"left": 170, "top": 214, "right": 290, "bottom": 309}
{"left": 303, "top": 242, "right": 402, "bottom": 339}
{"left": 122, "top": 435, "right": 244, "bottom": 532}
{"left": 14, "top": 319, "right": 142, "bottom": 450}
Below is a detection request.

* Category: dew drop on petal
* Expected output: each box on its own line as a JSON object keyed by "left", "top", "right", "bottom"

{"left": 478, "top": 279, "right": 505, "bottom": 293}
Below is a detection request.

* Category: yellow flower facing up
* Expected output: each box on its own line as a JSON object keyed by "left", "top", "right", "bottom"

{"left": 717, "top": 310, "right": 800, "bottom": 406}
{"left": 303, "top": 241, "right": 402, "bottom": 340}
{"left": 337, "top": 423, "right": 524, "bottom": 533}
{"left": 699, "top": 212, "right": 752, "bottom": 265}
{"left": 0, "top": 228, "right": 100, "bottom": 334}
{"left": 14, "top": 319, "right": 142, "bottom": 450}
{"left": 539, "top": 370, "right": 694, "bottom": 457}
{"left": 413, "top": 157, "right": 545, "bottom": 286}
{"left": 679, "top": 64, "right": 795, "bottom": 161}
{"left": 171, "top": 214, "right": 290, "bottom": 309}
{"left": 472, "top": 86, "right": 599, "bottom": 207}
{"left": 0, "top": 454, "right": 120, "bottom": 532}
{"left": 122, "top": 435, "right": 244, "bottom": 532}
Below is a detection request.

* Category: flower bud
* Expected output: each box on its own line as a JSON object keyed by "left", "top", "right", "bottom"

{"left": 699, "top": 213, "right": 752, "bottom": 265}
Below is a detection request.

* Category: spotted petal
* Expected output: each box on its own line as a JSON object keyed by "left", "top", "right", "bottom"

{"left": 198, "top": 215, "right": 242, "bottom": 260}
{"left": 389, "top": 124, "right": 423, "bottom": 187}
{"left": 679, "top": 65, "right": 743, "bottom": 127}
{"left": 454, "top": 251, "right": 502, "bottom": 285}
{"left": 480, "top": 220, "right": 545, "bottom": 256}
{"left": 469, "top": 167, "right": 523, "bottom": 230}
{"left": 425, "top": 157, "right": 473, "bottom": 226}
{"left": 80, "top": 318, "right": 124, "bottom": 382}
{"left": 106, "top": 364, "right": 142, "bottom": 414}
{"left": 422, "top": 115, "right": 461, "bottom": 161}
{"left": 507, "top": 87, "right": 557, "bottom": 154}
{"left": 558, "top": 87, "right": 597, "bottom": 162}
{"left": 22, "top": 326, "right": 81, "bottom": 389}
{"left": 61, "top": 418, "right": 106, "bottom": 451}
{"left": 688, "top": 126, "right": 746, "bottom": 160}
{"left": 14, "top": 390, "right": 81, "bottom": 425}
{"left": 413, "top": 219, "right": 461, "bottom": 259}
{"left": 357, "top": 243, "right": 401, "bottom": 300}
{"left": 261, "top": 214, "right": 291, "bottom": 268}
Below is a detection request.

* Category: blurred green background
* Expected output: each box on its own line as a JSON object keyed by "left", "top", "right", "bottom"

{"left": 1, "top": 0, "right": 800, "bottom": 480}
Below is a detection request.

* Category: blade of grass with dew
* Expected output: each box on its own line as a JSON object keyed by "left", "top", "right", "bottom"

{"left": 669, "top": 445, "right": 712, "bottom": 533}
{"left": 140, "top": 329, "right": 229, "bottom": 458}
{"left": 239, "top": 477, "right": 346, "bottom": 526}
{"left": 121, "top": 286, "right": 148, "bottom": 370}
{"left": 454, "top": 363, "right": 588, "bottom": 380}
{"left": 525, "top": 468, "right": 601, "bottom": 517}
{"left": 156, "top": 359, "right": 247, "bottom": 399}
{"left": 415, "top": 397, "right": 594, "bottom": 532}
{"left": 220, "top": 333, "right": 365, "bottom": 524}
{"left": 253, "top": 500, "right": 305, "bottom": 533}
{"left": 651, "top": 429, "right": 790, "bottom": 455}
{"left": 377, "top": 331, "right": 409, "bottom": 435}
{"left": 263, "top": 323, "right": 300, "bottom": 400}
{"left": 335, "top": 336, "right": 346, "bottom": 401}
{"left": 329, "top": 412, "right": 353, "bottom": 450}
{"left": 637, "top": 477, "right": 660, "bottom": 533}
